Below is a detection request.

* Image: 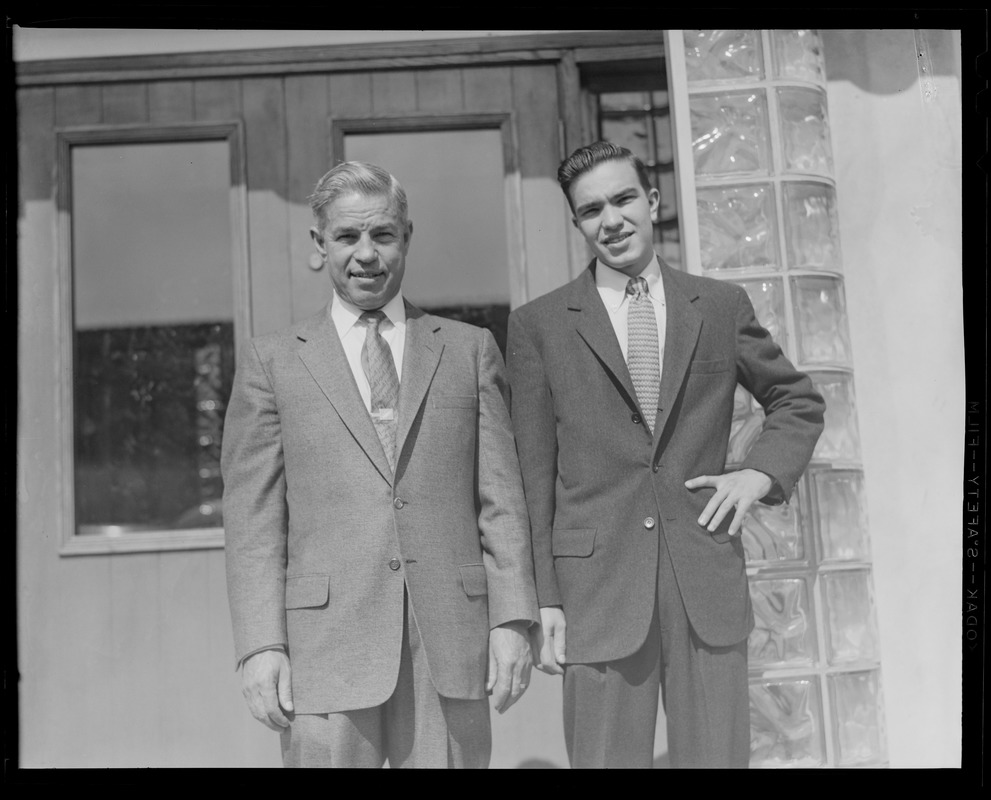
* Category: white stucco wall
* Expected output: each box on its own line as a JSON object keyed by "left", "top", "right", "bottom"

{"left": 823, "top": 28, "right": 964, "bottom": 768}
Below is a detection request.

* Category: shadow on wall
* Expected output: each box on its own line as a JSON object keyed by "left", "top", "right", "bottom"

{"left": 822, "top": 29, "right": 958, "bottom": 94}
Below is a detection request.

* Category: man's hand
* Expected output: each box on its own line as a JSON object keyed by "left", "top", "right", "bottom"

{"left": 241, "top": 649, "right": 294, "bottom": 731}
{"left": 685, "top": 468, "right": 774, "bottom": 537}
{"left": 531, "top": 606, "right": 566, "bottom": 676}
{"left": 487, "top": 621, "right": 533, "bottom": 714}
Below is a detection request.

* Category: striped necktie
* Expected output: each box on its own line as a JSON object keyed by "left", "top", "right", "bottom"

{"left": 360, "top": 310, "right": 400, "bottom": 469}
{"left": 626, "top": 276, "right": 660, "bottom": 433}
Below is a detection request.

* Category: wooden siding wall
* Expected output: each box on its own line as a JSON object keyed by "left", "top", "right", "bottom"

{"left": 17, "top": 63, "right": 569, "bottom": 767}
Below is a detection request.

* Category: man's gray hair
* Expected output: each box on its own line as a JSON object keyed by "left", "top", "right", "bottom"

{"left": 308, "top": 161, "right": 409, "bottom": 227}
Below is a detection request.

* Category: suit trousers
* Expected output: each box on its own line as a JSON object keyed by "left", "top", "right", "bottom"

{"left": 562, "top": 531, "right": 750, "bottom": 769}
{"left": 280, "top": 588, "right": 491, "bottom": 768}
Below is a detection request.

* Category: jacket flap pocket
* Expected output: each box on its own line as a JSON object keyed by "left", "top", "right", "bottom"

{"left": 551, "top": 528, "right": 597, "bottom": 557}
{"left": 285, "top": 575, "right": 330, "bottom": 609}
{"left": 432, "top": 395, "right": 478, "bottom": 409}
{"left": 459, "top": 563, "right": 488, "bottom": 596}
{"left": 690, "top": 358, "right": 732, "bottom": 374}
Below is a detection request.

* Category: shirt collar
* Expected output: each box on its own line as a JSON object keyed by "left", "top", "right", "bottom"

{"left": 330, "top": 290, "right": 407, "bottom": 337}
{"left": 595, "top": 254, "right": 663, "bottom": 313}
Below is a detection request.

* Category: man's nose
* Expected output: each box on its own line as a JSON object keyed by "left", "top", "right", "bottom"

{"left": 601, "top": 205, "right": 622, "bottom": 228}
{"left": 354, "top": 235, "right": 376, "bottom": 262}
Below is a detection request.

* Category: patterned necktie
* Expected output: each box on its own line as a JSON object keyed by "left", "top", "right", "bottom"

{"left": 626, "top": 276, "right": 660, "bottom": 433}
{"left": 360, "top": 310, "right": 400, "bottom": 469}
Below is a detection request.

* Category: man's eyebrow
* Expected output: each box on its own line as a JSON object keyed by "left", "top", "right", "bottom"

{"left": 574, "top": 198, "right": 602, "bottom": 215}
{"left": 575, "top": 185, "right": 638, "bottom": 215}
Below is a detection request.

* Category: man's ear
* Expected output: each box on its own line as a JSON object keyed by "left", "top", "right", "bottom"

{"left": 647, "top": 187, "right": 661, "bottom": 224}
{"left": 309, "top": 226, "right": 327, "bottom": 257}
{"left": 404, "top": 220, "right": 414, "bottom": 250}
{"left": 571, "top": 215, "right": 579, "bottom": 230}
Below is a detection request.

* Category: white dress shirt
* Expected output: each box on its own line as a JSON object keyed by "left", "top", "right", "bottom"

{"left": 595, "top": 254, "right": 667, "bottom": 378}
{"left": 330, "top": 291, "right": 407, "bottom": 413}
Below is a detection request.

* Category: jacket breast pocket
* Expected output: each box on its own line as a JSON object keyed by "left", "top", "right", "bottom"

{"left": 459, "top": 563, "right": 488, "bottom": 596}
{"left": 432, "top": 395, "right": 478, "bottom": 410}
{"left": 285, "top": 574, "right": 330, "bottom": 609}
{"left": 551, "top": 528, "right": 597, "bottom": 557}
{"left": 689, "top": 358, "right": 732, "bottom": 374}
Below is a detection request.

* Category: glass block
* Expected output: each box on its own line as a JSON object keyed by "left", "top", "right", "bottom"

{"left": 749, "top": 677, "right": 825, "bottom": 767}
{"left": 740, "top": 278, "right": 789, "bottom": 356}
{"left": 743, "top": 482, "right": 805, "bottom": 564}
{"left": 728, "top": 386, "right": 764, "bottom": 465}
{"left": 791, "top": 276, "right": 851, "bottom": 367}
{"left": 828, "top": 670, "right": 886, "bottom": 765}
{"left": 684, "top": 30, "right": 764, "bottom": 82}
{"left": 697, "top": 184, "right": 780, "bottom": 272}
{"left": 771, "top": 30, "right": 826, "bottom": 83}
{"left": 813, "top": 470, "right": 870, "bottom": 561}
{"left": 691, "top": 91, "right": 770, "bottom": 177}
{"left": 810, "top": 372, "right": 861, "bottom": 462}
{"left": 777, "top": 87, "right": 833, "bottom": 174}
{"left": 749, "top": 577, "right": 816, "bottom": 667}
{"left": 783, "top": 181, "right": 841, "bottom": 271}
{"left": 601, "top": 114, "right": 651, "bottom": 163}
{"left": 599, "top": 91, "right": 649, "bottom": 112}
{"left": 822, "top": 570, "right": 879, "bottom": 665}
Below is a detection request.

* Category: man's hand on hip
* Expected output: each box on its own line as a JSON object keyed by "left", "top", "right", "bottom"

{"left": 532, "top": 606, "right": 566, "bottom": 676}
{"left": 487, "top": 620, "right": 533, "bottom": 714}
{"left": 685, "top": 468, "right": 774, "bottom": 537}
{"left": 241, "top": 649, "right": 294, "bottom": 731}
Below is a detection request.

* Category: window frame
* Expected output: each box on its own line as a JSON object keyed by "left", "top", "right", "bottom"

{"left": 55, "top": 122, "right": 250, "bottom": 555}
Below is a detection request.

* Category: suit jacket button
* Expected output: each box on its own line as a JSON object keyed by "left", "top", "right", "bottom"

{"left": 393, "top": 497, "right": 405, "bottom": 509}
{"left": 631, "top": 412, "right": 641, "bottom": 424}
{"left": 389, "top": 558, "right": 401, "bottom": 571}
{"left": 643, "top": 517, "right": 656, "bottom": 529}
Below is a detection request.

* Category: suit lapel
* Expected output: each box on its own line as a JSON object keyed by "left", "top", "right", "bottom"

{"left": 297, "top": 305, "right": 394, "bottom": 486}
{"left": 570, "top": 266, "right": 640, "bottom": 414}
{"left": 396, "top": 304, "right": 443, "bottom": 464}
{"left": 653, "top": 262, "right": 702, "bottom": 444}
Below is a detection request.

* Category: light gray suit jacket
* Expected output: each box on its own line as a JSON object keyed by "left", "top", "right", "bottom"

{"left": 222, "top": 301, "right": 539, "bottom": 714}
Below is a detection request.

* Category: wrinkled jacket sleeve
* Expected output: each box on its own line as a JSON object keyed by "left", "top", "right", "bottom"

{"left": 506, "top": 310, "right": 562, "bottom": 608}
{"left": 221, "top": 338, "right": 289, "bottom": 667}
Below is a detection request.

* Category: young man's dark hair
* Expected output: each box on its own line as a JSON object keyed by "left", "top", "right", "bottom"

{"left": 556, "top": 140, "right": 653, "bottom": 212}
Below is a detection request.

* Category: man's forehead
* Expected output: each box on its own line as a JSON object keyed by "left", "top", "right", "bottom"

{"left": 324, "top": 192, "right": 404, "bottom": 227}
{"left": 571, "top": 161, "right": 643, "bottom": 207}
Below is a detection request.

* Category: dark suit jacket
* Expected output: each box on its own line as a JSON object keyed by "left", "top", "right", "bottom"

{"left": 506, "top": 261, "right": 824, "bottom": 662}
{"left": 222, "top": 301, "right": 539, "bottom": 714}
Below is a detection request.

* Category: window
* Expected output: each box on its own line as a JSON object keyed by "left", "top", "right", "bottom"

{"left": 57, "top": 125, "right": 248, "bottom": 553}
{"left": 334, "top": 115, "right": 521, "bottom": 354}
{"left": 582, "top": 59, "right": 683, "bottom": 270}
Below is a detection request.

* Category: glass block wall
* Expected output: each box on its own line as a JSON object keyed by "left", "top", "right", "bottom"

{"left": 678, "top": 29, "right": 887, "bottom": 767}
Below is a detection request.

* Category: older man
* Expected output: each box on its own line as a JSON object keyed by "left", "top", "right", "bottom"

{"left": 507, "top": 142, "right": 824, "bottom": 768}
{"left": 222, "top": 161, "right": 539, "bottom": 768}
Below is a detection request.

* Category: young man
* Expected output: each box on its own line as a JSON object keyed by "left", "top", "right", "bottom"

{"left": 223, "top": 161, "right": 538, "bottom": 768}
{"left": 506, "top": 142, "right": 824, "bottom": 768}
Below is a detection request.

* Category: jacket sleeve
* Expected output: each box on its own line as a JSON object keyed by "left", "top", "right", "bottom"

{"left": 734, "top": 286, "right": 826, "bottom": 502}
{"left": 474, "top": 328, "right": 540, "bottom": 629}
{"left": 505, "top": 311, "right": 562, "bottom": 608}
{"left": 221, "top": 339, "right": 289, "bottom": 667}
